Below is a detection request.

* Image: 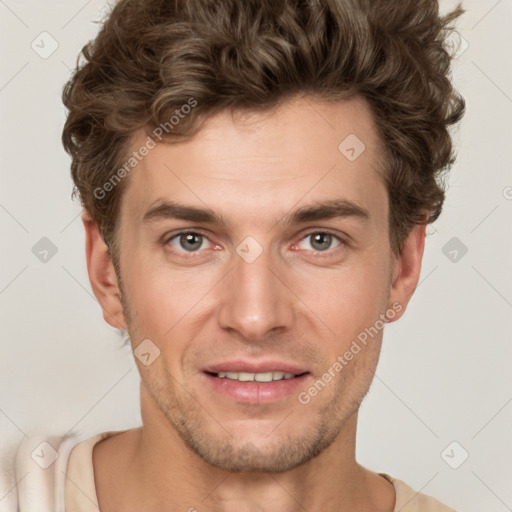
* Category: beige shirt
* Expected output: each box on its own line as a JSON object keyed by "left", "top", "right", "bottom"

{"left": 64, "top": 430, "right": 458, "bottom": 512}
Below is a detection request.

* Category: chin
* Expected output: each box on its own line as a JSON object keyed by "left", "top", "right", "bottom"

{"left": 174, "top": 416, "right": 339, "bottom": 473}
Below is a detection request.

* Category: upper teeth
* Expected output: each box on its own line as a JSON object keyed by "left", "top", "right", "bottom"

{"left": 216, "top": 371, "right": 296, "bottom": 382}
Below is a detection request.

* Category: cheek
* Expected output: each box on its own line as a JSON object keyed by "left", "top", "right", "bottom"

{"left": 300, "top": 261, "right": 391, "bottom": 343}
{"left": 123, "top": 258, "right": 209, "bottom": 331}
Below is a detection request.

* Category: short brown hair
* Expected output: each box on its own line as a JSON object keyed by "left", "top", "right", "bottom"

{"left": 62, "top": 0, "right": 465, "bottom": 261}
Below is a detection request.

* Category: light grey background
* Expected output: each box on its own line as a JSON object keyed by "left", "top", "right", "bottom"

{"left": 1, "top": 1, "right": 511, "bottom": 511}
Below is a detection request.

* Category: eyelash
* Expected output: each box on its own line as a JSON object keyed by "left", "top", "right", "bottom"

{"left": 163, "top": 229, "right": 348, "bottom": 259}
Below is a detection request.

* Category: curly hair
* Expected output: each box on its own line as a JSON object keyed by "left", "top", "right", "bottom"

{"left": 62, "top": 0, "right": 465, "bottom": 262}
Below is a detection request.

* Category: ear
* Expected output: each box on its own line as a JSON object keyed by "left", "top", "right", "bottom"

{"left": 387, "top": 223, "right": 426, "bottom": 322}
{"left": 82, "top": 211, "right": 127, "bottom": 330}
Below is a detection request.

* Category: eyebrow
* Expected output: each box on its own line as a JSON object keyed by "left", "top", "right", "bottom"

{"left": 281, "top": 199, "right": 370, "bottom": 225}
{"left": 143, "top": 201, "right": 228, "bottom": 226}
{"left": 142, "top": 198, "right": 370, "bottom": 227}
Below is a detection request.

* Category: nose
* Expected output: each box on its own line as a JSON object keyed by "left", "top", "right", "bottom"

{"left": 216, "top": 246, "right": 295, "bottom": 342}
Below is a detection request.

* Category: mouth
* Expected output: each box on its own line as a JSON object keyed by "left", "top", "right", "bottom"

{"left": 205, "top": 370, "right": 308, "bottom": 382}
{"left": 202, "top": 362, "right": 311, "bottom": 404}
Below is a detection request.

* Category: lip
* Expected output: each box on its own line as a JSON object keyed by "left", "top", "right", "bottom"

{"left": 202, "top": 359, "right": 310, "bottom": 375}
{"left": 203, "top": 372, "right": 311, "bottom": 404}
{"left": 201, "top": 359, "right": 311, "bottom": 405}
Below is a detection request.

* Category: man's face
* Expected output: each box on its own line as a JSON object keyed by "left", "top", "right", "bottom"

{"left": 113, "top": 95, "right": 402, "bottom": 472}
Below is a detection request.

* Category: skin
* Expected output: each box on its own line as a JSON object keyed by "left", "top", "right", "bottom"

{"left": 83, "top": 95, "right": 425, "bottom": 512}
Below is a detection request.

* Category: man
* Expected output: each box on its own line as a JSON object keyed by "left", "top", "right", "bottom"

{"left": 16, "top": 0, "right": 465, "bottom": 510}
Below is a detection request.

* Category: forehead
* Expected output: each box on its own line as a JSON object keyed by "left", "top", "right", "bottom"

{"left": 119, "top": 95, "right": 387, "bottom": 229}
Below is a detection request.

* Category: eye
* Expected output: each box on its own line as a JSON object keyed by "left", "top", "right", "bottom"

{"left": 167, "top": 232, "right": 212, "bottom": 253}
{"left": 296, "top": 232, "right": 342, "bottom": 252}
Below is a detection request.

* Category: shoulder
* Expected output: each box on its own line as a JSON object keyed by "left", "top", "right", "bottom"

{"left": 380, "top": 473, "right": 459, "bottom": 512}
{"left": 14, "top": 430, "right": 129, "bottom": 512}
{"left": 14, "top": 433, "right": 84, "bottom": 512}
